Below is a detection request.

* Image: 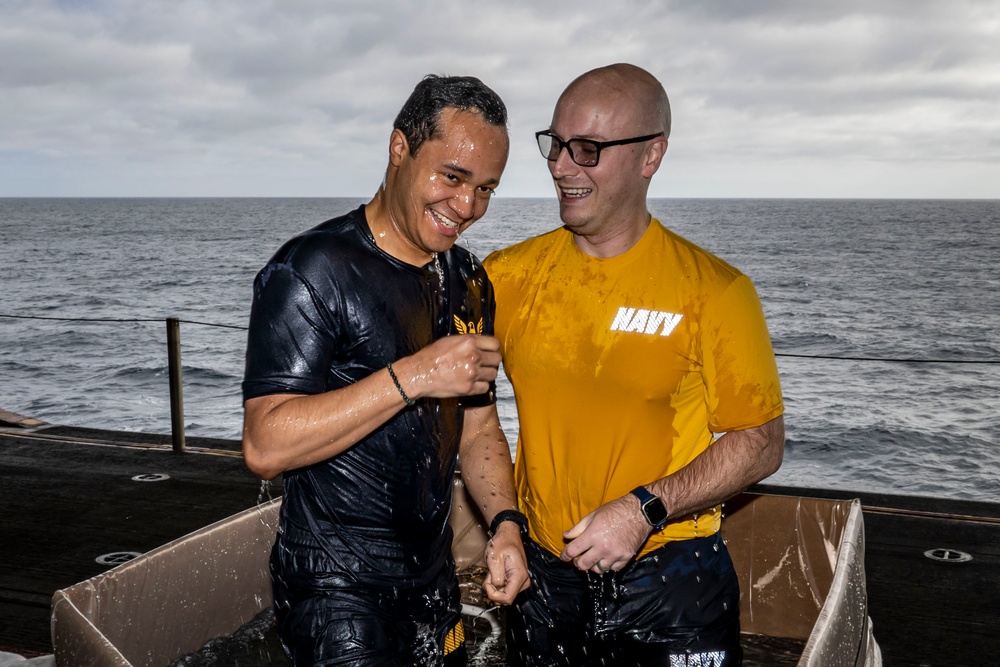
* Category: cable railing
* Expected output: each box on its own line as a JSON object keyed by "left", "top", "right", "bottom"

{"left": 2, "top": 311, "right": 998, "bottom": 452}
{"left": 4, "top": 312, "right": 998, "bottom": 364}
{"left": 0, "top": 312, "right": 246, "bottom": 330}
{"left": 1, "top": 313, "right": 249, "bottom": 451}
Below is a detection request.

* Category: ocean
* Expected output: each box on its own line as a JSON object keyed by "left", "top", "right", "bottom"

{"left": 1, "top": 197, "right": 998, "bottom": 502}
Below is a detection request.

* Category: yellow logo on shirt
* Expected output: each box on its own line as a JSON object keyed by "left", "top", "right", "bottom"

{"left": 454, "top": 316, "right": 484, "bottom": 335}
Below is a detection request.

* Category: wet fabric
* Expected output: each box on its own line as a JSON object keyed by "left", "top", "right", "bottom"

{"left": 484, "top": 218, "right": 784, "bottom": 558}
{"left": 506, "top": 534, "right": 742, "bottom": 667}
{"left": 242, "top": 205, "right": 494, "bottom": 664}
{"left": 271, "top": 534, "right": 468, "bottom": 666}
{"left": 243, "top": 205, "right": 495, "bottom": 587}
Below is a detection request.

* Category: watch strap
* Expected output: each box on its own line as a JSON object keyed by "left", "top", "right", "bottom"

{"left": 630, "top": 486, "right": 669, "bottom": 529}
{"left": 489, "top": 509, "right": 528, "bottom": 538}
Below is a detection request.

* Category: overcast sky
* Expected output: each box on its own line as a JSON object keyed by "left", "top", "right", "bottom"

{"left": 2, "top": 0, "right": 998, "bottom": 198}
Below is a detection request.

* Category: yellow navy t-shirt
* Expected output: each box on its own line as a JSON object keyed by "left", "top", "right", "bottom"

{"left": 484, "top": 218, "right": 784, "bottom": 558}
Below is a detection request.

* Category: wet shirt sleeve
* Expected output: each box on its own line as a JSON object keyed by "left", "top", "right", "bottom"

{"left": 701, "top": 274, "right": 785, "bottom": 432}
{"left": 242, "top": 261, "right": 340, "bottom": 401}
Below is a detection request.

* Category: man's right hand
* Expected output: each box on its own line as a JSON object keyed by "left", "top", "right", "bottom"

{"left": 395, "top": 334, "right": 501, "bottom": 399}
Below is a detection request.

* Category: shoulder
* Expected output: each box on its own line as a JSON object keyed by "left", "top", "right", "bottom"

{"left": 650, "top": 218, "right": 745, "bottom": 286}
{"left": 484, "top": 227, "right": 567, "bottom": 276}
{"left": 262, "top": 206, "right": 370, "bottom": 280}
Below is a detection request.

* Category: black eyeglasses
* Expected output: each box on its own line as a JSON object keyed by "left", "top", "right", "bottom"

{"left": 535, "top": 130, "right": 664, "bottom": 167}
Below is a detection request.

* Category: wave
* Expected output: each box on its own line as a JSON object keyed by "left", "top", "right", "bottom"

{"left": 774, "top": 426, "right": 1000, "bottom": 501}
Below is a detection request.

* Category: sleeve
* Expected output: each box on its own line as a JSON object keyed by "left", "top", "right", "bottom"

{"left": 241, "top": 261, "right": 339, "bottom": 401}
{"left": 701, "top": 275, "right": 784, "bottom": 433}
{"left": 459, "top": 262, "right": 498, "bottom": 408}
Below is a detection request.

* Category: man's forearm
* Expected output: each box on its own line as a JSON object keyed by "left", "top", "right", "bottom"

{"left": 243, "top": 334, "right": 504, "bottom": 481}
{"left": 648, "top": 415, "right": 785, "bottom": 519}
{"left": 242, "top": 368, "right": 409, "bottom": 480}
{"left": 458, "top": 404, "right": 519, "bottom": 524}
{"left": 459, "top": 403, "right": 531, "bottom": 603}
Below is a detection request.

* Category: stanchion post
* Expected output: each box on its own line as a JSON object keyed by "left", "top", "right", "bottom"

{"left": 166, "top": 317, "right": 185, "bottom": 452}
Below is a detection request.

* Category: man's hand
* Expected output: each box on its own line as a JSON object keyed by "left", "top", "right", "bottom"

{"left": 399, "top": 334, "right": 501, "bottom": 399}
{"left": 559, "top": 494, "right": 650, "bottom": 574}
{"left": 481, "top": 522, "right": 530, "bottom": 604}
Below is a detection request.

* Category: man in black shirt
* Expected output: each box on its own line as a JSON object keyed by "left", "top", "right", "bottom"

{"left": 242, "top": 75, "right": 528, "bottom": 667}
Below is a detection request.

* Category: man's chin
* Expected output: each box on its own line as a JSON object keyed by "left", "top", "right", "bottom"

{"left": 426, "top": 236, "right": 461, "bottom": 255}
{"left": 557, "top": 204, "right": 591, "bottom": 230}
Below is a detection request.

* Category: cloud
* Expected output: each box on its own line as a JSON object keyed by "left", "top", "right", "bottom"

{"left": 1, "top": 0, "right": 998, "bottom": 197}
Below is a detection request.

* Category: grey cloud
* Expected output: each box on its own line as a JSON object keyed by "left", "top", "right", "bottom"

{"left": 1, "top": 0, "right": 998, "bottom": 196}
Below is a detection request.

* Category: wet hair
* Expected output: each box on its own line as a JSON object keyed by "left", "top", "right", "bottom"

{"left": 393, "top": 75, "right": 508, "bottom": 155}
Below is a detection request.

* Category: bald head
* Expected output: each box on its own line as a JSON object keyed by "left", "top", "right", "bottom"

{"left": 543, "top": 64, "right": 671, "bottom": 254}
{"left": 560, "top": 63, "right": 671, "bottom": 139}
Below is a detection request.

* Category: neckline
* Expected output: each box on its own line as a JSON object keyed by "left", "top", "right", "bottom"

{"left": 567, "top": 217, "right": 658, "bottom": 269}
{"left": 357, "top": 205, "right": 441, "bottom": 276}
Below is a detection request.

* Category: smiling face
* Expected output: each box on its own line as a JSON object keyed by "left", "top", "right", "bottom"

{"left": 546, "top": 66, "right": 669, "bottom": 252}
{"left": 378, "top": 107, "right": 509, "bottom": 266}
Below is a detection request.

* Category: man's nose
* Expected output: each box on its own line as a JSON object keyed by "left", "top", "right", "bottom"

{"left": 451, "top": 189, "right": 475, "bottom": 220}
{"left": 550, "top": 143, "right": 578, "bottom": 176}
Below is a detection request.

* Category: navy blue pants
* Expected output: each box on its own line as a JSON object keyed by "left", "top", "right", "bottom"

{"left": 506, "top": 533, "right": 742, "bottom": 666}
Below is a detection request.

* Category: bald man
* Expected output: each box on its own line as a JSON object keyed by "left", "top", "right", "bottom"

{"left": 485, "top": 64, "right": 785, "bottom": 665}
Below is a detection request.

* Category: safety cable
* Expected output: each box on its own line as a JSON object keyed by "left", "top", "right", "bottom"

{"left": 0, "top": 312, "right": 246, "bottom": 330}
{"left": 1, "top": 312, "right": 998, "bottom": 364}
{"left": 772, "top": 352, "right": 999, "bottom": 365}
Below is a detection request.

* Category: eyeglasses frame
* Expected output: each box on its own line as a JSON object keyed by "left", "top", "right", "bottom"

{"left": 535, "top": 130, "right": 665, "bottom": 167}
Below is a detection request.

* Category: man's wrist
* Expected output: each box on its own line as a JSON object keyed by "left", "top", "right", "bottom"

{"left": 386, "top": 362, "right": 415, "bottom": 406}
{"left": 489, "top": 509, "right": 528, "bottom": 538}
{"left": 630, "top": 486, "right": 669, "bottom": 530}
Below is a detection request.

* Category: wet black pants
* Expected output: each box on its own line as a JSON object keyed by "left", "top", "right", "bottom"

{"left": 271, "top": 538, "right": 467, "bottom": 667}
{"left": 506, "top": 533, "right": 742, "bottom": 667}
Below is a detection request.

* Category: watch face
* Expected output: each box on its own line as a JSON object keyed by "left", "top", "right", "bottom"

{"left": 643, "top": 498, "right": 669, "bottom": 527}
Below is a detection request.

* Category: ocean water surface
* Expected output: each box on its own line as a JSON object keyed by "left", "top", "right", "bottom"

{"left": 1, "top": 197, "right": 998, "bottom": 501}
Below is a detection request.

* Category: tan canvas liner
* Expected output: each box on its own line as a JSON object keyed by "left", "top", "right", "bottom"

{"left": 51, "top": 481, "right": 881, "bottom": 666}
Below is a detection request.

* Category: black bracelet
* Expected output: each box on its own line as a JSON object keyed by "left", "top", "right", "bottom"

{"left": 489, "top": 509, "right": 528, "bottom": 538}
{"left": 386, "top": 362, "right": 416, "bottom": 406}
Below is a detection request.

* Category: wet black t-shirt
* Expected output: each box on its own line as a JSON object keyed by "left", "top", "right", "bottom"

{"left": 242, "top": 205, "right": 495, "bottom": 588}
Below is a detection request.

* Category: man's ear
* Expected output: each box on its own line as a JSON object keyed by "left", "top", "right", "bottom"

{"left": 389, "top": 128, "right": 410, "bottom": 167}
{"left": 641, "top": 137, "right": 668, "bottom": 179}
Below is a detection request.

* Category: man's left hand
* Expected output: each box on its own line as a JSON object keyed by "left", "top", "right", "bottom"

{"left": 482, "top": 522, "right": 530, "bottom": 604}
{"left": 559, "top": 494, "right": 650, "bottom": 574}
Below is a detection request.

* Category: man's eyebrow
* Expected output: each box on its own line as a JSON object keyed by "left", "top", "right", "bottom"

{"left": 442, "top": 162, "right": 473, "bottom": 177}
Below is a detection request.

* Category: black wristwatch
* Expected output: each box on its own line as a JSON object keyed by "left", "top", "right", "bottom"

{"left": 630, "top": 486, "right": 669, "bottom": 530}
{"left": 489, "top": 509, "right": 529, "bottom": 538}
